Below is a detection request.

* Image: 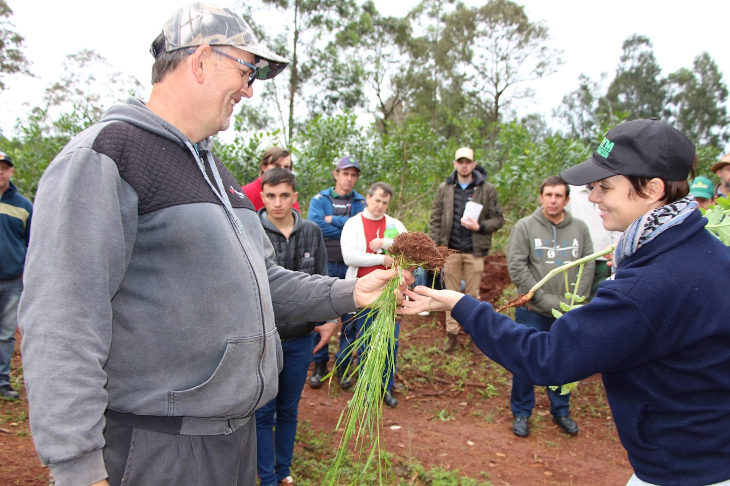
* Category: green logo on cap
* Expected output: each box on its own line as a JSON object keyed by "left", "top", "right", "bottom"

{"left": 597, "top": 137, "right": 614, "bottom": 158}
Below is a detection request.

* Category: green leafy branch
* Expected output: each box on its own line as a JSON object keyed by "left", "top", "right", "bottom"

{"left": 701, "top": 197, "right": 730, "bottom": 245}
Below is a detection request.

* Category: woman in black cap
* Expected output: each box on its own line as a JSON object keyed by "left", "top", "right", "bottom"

{"left": 402, "top": 119, "right": 730, "bottom": 486}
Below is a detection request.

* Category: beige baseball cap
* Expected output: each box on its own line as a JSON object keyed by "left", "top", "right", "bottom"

{"left": 454, "top": 147, "right": 474, "bottom": 161}
{"left": 711, "top": 153, "right": 730, "bottom": 173}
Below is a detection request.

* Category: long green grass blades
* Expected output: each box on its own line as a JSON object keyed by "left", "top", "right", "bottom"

{"left": 324, "top": 272, "right": 401, "bottom": 485}
{"left": 324, "top": 232, "right": 452, "bottom": 485}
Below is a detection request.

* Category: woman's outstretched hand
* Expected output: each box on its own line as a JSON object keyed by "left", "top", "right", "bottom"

{"left": 399, "top": 286, "right": 464, "bottom": 315}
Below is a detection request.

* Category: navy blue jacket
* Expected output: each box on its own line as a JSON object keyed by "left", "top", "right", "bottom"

{"left": 453, "top": 210, "right": 730, "bottom": 486}
{"left": 0, "top": 181, "right": 32, "bottom": 279}
{"left": 307, "top": 188, "right": 365, "bottom": 240}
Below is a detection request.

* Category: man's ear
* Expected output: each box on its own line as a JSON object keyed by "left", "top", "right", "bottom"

{"left": 189, "top": 44, "right": 213, "bottom": 83}
{"left": 293, "top": 191, "right": 299, "bottom": 204}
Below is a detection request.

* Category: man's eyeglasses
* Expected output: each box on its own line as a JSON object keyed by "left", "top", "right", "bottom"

{"left": 211, "top": 48, "right": 259, "bottom": 87}
{"left": 188, "top": 48, "right": 259, "bottom": 87}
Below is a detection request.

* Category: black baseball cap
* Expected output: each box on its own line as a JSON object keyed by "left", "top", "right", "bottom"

{"left": 0, "top": 151, "right": 12, "bottom": 167}
{"left": 561, "top": 118, "right": 695, "bottom": 185}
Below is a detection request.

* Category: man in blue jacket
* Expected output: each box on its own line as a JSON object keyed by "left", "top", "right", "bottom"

{"left": 306, "top": 155, "right": 365, "bottom": 389}
{"left": 0, "top": 151, "right": 32, "bottom": 400}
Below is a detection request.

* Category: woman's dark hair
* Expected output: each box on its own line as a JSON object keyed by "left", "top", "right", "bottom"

{"left": 626, "top": 156, "right": 697, "bottom": 204}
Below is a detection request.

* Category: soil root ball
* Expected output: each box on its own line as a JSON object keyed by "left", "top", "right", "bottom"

{"left": 389, "top": 231, "right": 457, "bottom": 270}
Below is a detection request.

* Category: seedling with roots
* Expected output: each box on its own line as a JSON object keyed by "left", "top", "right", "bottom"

{"left": 323, "top": 232, "right": 453, "bottom": 485}
{"left": 496, "top": 245, "right": 616, "bottom": 313}
{"left": 495, "top": 245, "right": 616, "bottom": 395}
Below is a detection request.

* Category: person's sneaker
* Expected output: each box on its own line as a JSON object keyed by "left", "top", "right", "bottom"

{"left": 307, "top": 362, "right": 327, "bottom": 389}
{"left": 0, "top": 385, "right": 19, "bottom": 399}
{"left": 441, "top": 333, "right": 457, "bottom": 353}
{"left": 278, "top": 477, "right": 294, "bottom": 485}
{"left": 553, "top": 415, "right": 579, "bottom": 436}
{"left": 337, "top": 368, "right": 354, "bottom": 390}
{"left": 383, "top": 389, "right": 398, "bottom": 408}
{"left": 512, "top": 416, "right": 529, "bottom": 437}
{"left": 418, "top": 310, "right": 430, "bottom": 316}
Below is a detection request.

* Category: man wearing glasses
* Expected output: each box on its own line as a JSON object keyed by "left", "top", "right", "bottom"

{"left": 18, "top": 4, "right": 402, "bottom": 485}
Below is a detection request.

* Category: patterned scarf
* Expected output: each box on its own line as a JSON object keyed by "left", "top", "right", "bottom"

{"left": 613, "top": 196, "right": 698, "bottom": 268}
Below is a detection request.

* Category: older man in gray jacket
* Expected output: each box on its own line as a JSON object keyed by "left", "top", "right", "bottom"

{"left": 18, "top": 4, "right": 401, "bottom": 486}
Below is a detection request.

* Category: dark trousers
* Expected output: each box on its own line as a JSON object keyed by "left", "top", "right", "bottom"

{"left": 509, "top": 307, "right": 570, "bottom": 418}
{"left": 255, "top": 334, "right": 314, "bottom": 485}
{"left": 103, "top": 414, "right": 257, "bottom": 485}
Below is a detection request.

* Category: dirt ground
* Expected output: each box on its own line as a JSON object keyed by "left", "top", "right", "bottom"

{"left": 0, "top": 254, "right": 632, "bottom": 485}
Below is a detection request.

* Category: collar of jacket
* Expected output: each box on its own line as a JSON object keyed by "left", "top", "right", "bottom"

{"left": 445, "top": 165, "right": 487, "bottom": 186}
{"left": 258, "top": 207, "right": 302, "bottom": 236}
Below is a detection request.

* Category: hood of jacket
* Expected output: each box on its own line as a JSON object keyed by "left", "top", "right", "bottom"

{"left": 445, "top": 164, "right": 487, "bottom": 186}
{"left": 317, "top": 187, "right": 366, "bottom": 202}
{"left": 530, "top": 206, "right": 575, "bottom": 230}
{"left": 100, "top": 97, "right": 212, "bottom": 152}
{"left": 257, "top": 207, "right": 303, "bottom": 236}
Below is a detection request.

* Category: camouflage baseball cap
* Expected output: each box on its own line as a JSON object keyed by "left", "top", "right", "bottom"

{"left": 150, "top": 2, "right": 289, "bottom": 81}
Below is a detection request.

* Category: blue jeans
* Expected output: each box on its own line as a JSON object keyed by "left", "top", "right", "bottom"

{"left": 0, "top": 277, "right": 22, "bottom": 388}
{"left": 510, "top": 307, "right": 570, "bottom": 418}
{"left": 255, "top": 333, "right": 314, "bottom": 486}
{"left": 313, "top": 261, "right": 353, "bottom": 364}
{"left": 335, "top": 311, "right": 399, "bottom": 391}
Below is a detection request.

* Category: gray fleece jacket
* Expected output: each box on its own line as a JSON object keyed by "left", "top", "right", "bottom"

{"left": 18, "top": 98, "right": 357, "bottom": 484}
{"left": 506, "top": 207, "right": 594, "bottom": 317}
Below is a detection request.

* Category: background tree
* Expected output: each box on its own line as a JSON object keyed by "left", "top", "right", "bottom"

{"left": 558, "top": 34, "right": 729, "bottom": 172}
{"left": 665, "top": 52, "right": 729, "bottom": 151}
{"left": 600, "top": 34, "right": 666, "bottom": 121}
{"left": 4, "top": 3, "right": 729, "bottom": 252}
{"left": 556, "top": 74, "right": 604, "bottom": 142}
{"left": 332, "top": 1, "right": 413, "bottom": 133}
{"left": 42, "top": 49, "right": 143, "bottom": 131}
{"left": 0, "top": 0, "right": 31, "bottom": 91}
{"left": 440, "top": 0, "right": 561, "bottom": 149}
{"left": 0, "top": 50, "right": 141, "bottom": 199}
{"left": 240, "top": 0, "right": 363, "bottom": 143}
{"left": 396, "top": 0, "right": 456, "bottom": 134}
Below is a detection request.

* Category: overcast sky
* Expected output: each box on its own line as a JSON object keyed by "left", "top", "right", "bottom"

{"left": 3, "top": 0, "right": 729, "bottom": 150}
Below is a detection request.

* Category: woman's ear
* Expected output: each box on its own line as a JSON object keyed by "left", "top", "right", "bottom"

{"left": 646, "top": 178, "right": 666, "bottom": 204}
